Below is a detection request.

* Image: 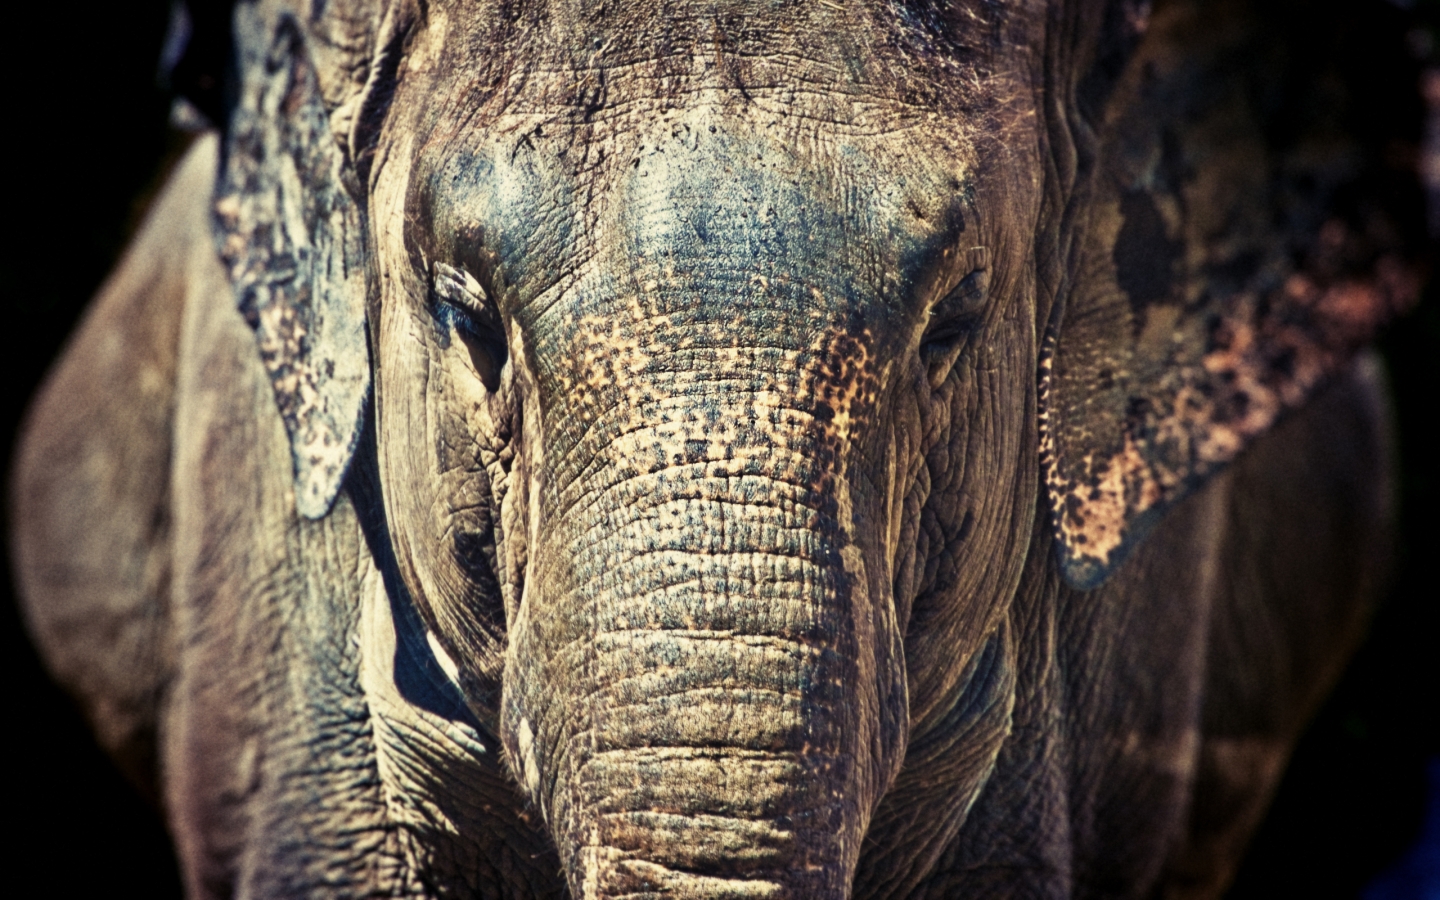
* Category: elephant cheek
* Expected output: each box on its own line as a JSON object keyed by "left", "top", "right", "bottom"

{"left": 372, "top": 286, "right": 513, "bottom": 722}
{"left": 500, "top": 458, "right": 904, "bottom": 900}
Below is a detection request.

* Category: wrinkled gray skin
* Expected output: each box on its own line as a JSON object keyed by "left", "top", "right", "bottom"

{"left": 10, "top": 0, "right": 1403, "bottom": 897}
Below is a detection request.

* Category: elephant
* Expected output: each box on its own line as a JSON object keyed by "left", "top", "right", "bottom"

{"left": 9, "top": 0, "right": 1424, "bottom": 896}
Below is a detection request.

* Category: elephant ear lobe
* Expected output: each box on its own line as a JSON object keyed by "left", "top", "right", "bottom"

{"left": 215, "top": 9, "right": 371, "bottom": 519}
{"left": 1043, "top": 0, "right": 1423, "bottom": 589}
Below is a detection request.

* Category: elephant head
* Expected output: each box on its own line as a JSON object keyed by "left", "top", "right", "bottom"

{"left": 211, "top": 0, "right": 1417, "bottom": 895}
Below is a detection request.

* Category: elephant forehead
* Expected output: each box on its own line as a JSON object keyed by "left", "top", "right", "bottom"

{"left": 426, "top": 108, "right": 977, "bottom": 327}
{"left": 528, "top": 124, "right": 949, "bottom": 392}
{"left": 422, "top": 0, "right": 1016, "bottom": 120}
{"left": 611, "top": 113, "right": 971, "bottom": 301}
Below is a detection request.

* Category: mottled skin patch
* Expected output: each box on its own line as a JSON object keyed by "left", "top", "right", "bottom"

{"left": 1042, "top": 0, "right": 1420, "bottom": 587}
{"left": 9, "top": 0, "right": 1420, "bottom": 898}
{"left": 216, "top": 11, "right": 371, "bottom": 518}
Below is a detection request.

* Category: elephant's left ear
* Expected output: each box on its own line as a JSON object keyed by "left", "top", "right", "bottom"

{"left": 1043, "top": 0, "right": 1425, "bottom": 589}
{"left": 214, "top": 0, "right": 401, "bottom": 518}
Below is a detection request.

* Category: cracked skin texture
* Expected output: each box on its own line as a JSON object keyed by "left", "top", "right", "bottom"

{"left": 8, "top": 0, "right": 1418, "bottom": 897}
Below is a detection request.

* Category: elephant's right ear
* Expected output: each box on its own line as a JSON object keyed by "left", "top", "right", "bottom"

{"left": 1042, "top": 0, "right": 1424, "bottom": 588}
{"left": 214, "top": 1, "right": 400, "bottom": 518}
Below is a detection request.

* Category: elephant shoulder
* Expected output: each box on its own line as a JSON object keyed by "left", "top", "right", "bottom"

{"left": 1207, "top": 351, "right": 1395, "bottom": 724}
{"left": 9, "top": 133, "right": 220, "bottom": 797}
{"left": 1160, "top": 353, "right": 1396, "bottom": 898}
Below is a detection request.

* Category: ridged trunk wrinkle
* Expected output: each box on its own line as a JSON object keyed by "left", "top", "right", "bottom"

{"left": 507, "top": 455, "right": 894, "bottom": 897}
{"left": 503, "top": 338, "right": 905, "bottom": 897}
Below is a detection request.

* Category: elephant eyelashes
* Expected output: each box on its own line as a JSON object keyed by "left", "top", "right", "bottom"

{"left": 432, "top": 261, "right": 508, "bottom": 391}
{"left": 920, "top": 265, "right": 989, "bottom": 387}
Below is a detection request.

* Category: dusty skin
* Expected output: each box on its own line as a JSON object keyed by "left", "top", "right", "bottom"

{"left": 9, "top": 0, "right": 1422, "bottom": 897}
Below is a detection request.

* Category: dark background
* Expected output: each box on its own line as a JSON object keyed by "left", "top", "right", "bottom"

{"left": 1, "top": 1, "right": 1434, "bottom": 896}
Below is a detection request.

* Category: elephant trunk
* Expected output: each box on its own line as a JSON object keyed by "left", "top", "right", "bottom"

{"left": 504, "top": 406, "right": 900, "bottom": 898}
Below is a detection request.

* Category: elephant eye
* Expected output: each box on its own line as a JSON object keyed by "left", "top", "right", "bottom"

{"left": 432, "top": 261, "right": 508, "bottom": 391}
{"left": 920, "top": 265, "right": 989, "bottom": 387}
